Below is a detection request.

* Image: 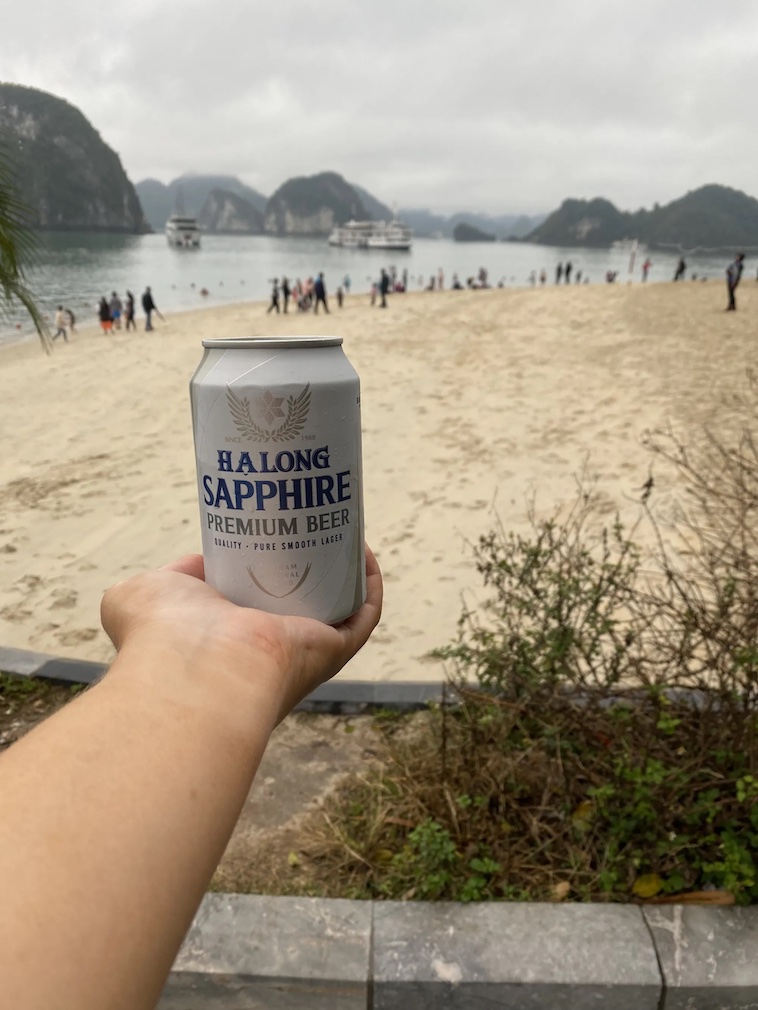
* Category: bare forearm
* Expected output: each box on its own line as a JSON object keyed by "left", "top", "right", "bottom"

{"left": 0, "top": 637, "right": 281, "bottom": 1010}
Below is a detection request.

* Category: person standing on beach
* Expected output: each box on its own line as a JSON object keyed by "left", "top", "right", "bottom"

{"left": 124, "top": 291, "right": 136, "bottom": 331}
{"left": 142, "top": 287, "right": 157, "bottom": 331}
{"left": 313, "top": 272, "right": 329, "bottom": 314}
{"left": 642, "top": 258, "right": 652, "bottom": 282}
{"left": 674, "top": 257, "right": 686, "bottom": 281}
{"left": 98, "top": 297, "right": 112, "bottom": 334}
{"left": 65, "top": 308, "right": 77, "bottom": 334}
{"left": 267, "top": 279, "right": 280, "bottom": 314}
{"left": 539, "top": 269, "right": 547, "bottom": 285}
{"left": 437, "top": 267, "right": 444, "bottom": 291}
{"left": 556, "top": 262, "right": 563, "bottom": 284}
{"left": 565, "top": 261, "right": 573, "bottom": 284}
{"left": 726, "top": 253, "right": 745, "bottom": 311}
{"left": 52, "top": 305, "right": 68, "bottom": 342}
{"left": 109, "top": 292, "right": 123, "bottom": 330}
{"left": 281, "top": 277, "right": 290, "bottom": 314}
{"left": 343, "top": 273, "right": 351, "bottom": 295}
{"left": 379, "top": 268, "right": 390, "bottom": 308}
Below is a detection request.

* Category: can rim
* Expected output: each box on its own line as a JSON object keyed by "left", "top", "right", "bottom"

{"left": 201, "top": 336, "right": 344, "bottom": 349}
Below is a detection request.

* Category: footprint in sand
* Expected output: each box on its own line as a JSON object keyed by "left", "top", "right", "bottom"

{"left": 15, "top": 574, "right": 42, "bottom": 593}
{"left": 0, "top": 603, "right": 32, "bottom": 622}
{"left": 57, "top": 628, "right": 99, "bottom": 646}
{"left": 50, "top": 589, "right": 78, "bottom": 610}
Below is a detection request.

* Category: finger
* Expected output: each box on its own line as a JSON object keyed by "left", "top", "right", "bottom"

{"left": 335, "top": 546, "right": 383, "bottom": 649}
{"left": 160, "top": 554, "right": 205, "bottom": 580}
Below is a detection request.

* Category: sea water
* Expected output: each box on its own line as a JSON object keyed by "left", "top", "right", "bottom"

{"left": 0, "top": 231, "right": 735, "bottom": 348}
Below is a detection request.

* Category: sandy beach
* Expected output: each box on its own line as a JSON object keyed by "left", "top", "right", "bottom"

{"left": 0, "top": 280, "right": 755, "bottom": 681}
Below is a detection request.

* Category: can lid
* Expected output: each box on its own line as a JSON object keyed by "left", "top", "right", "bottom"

{"left": 202, "top": 336, "right": 344, "bottom": 349}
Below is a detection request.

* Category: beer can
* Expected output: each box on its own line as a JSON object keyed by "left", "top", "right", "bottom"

{"left": 190, "top": 336, "right": 366, "bottom": 624}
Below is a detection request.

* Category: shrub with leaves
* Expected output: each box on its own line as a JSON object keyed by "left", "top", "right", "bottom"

{"left": 306, "top": 399, "right": 758, "bottom": 904}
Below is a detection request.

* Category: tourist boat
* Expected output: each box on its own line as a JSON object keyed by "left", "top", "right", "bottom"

{"left": 327, "top": 218, "right": 412, "bottom": 251}
{"left": 165, "top": 214, "right": 201, "bottom": 249}
{"left": 366, "top": 220, "right": 414, "bottom": 251}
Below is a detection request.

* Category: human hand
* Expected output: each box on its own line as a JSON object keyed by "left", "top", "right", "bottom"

{"left": 101, "top": 548, "right": 382, "bottom": 723}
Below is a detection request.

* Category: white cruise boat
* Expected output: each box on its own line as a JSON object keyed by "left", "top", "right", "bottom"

{"left": 165, "top": 214, "right": 201, "bottom": 249}
{"left": 366, "top": 220, "right": 413, "bottom": 251}
{"left": 327, "top": 220, "right": 376, "bottom": 248}
{"left": 328, "top": 218, "right": 412, "bottom": 251}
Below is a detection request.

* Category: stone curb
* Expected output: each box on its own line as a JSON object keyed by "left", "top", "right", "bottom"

{"left": 159, "top": 894, "right": 758, "bottom": 1009}
{"left": 0, "top": 645, "right": 444, "bottom": 712}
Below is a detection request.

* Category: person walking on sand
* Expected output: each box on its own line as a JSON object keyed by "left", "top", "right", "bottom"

{"left": 674, "top": 257, "right": 686, "bottom": 282}
{"left": 52, "top": 305, "right": 68, "bottom": 342}
{"left": 313, "top": 272, "right": 329, "bottom": 314}
{"left": 556, "top": 262, "right": 563, "bottom": 284}
{"left": 65, "top": 308, "right": 77, "bottom": 334}
{"left": 142, "top": 287, "right": 158, "bottom": 331}
{"left": 267, "top": 278, "right": 280, "bottom": 314}
{"left": 565, "top": 261, "right": 573, "bottom": 284}
{"left": 726, "top": 253, "right": 745, "bottom": 311}
{"left": 124, "top": 291, "right": 136, "bottom": 331}
{"left": 98, "top": 296, "right": 112, "bottom": 334}
{"left": 641, "top": 257, "right": 652, "bottom": 282}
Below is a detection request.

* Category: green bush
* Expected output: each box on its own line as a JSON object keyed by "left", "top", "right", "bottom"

{"left": 313, "top": 407, "right": 758, "bottom": 903}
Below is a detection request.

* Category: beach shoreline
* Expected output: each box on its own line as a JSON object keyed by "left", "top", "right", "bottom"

{"left": 1, "top": 281, "right": 754, "bottom": 681}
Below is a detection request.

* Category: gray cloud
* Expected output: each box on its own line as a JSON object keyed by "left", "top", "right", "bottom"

{"left": 3, "top": 0, "right": 758, "bottom": 213}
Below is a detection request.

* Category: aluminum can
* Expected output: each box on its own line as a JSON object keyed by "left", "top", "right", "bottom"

{"left": 190, "top": 337, "right": 365, "bottom": 624}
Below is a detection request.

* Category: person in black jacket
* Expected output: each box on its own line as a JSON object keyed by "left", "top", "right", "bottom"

{"left": 266, "top": 279, "right": 280, "bottom": 314}
{"left": 142, "top": 287, "right": 159, "bottom": 331}
{"left": 379, "top": 268, "right": 390, "bottom": 308}
{"left": 98, "top": 297, "right": 112, "bottom": 334}
{"left": 313, "top": 273, "right": 329, "bottom": 314}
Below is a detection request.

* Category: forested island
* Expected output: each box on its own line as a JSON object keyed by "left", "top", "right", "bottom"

{"left": 527, "top": 185, "right": 758, "bottom": 250}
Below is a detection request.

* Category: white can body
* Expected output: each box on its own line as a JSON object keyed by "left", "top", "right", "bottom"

{"left": 190, "top": 337, "right": 365, "bottom": 623}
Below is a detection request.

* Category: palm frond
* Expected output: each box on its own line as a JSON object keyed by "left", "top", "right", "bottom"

{"left": 0, "top": 143, "right": 51, "bottom": 353}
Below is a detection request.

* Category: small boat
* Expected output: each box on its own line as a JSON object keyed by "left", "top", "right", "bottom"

{"left": 165, "top": 214, "right": 201, "bottom": 249}
{"left": 328, "top": 218, "right": 412, "bottom": 251}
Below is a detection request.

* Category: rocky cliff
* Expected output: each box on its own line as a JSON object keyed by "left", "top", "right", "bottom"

{"left": 264, "top": 172, "right": 367, "bottom": 236}
{"left": 136, "top": 174, "right": 268, "bottom": 231}
{"left": 0, "top": 83, "right": 148, "bottom": 233}
{"left": 198, "top": 188, "right": 265, "bottom": 234}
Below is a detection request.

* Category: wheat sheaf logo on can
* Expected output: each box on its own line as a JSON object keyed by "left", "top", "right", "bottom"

{"left": 226, "top": 383, "right": 311, "bottom": 442}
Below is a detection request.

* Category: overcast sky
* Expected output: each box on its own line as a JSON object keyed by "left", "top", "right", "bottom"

{"left": 2, "top": 0, "right": 757, "bottom": 215}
